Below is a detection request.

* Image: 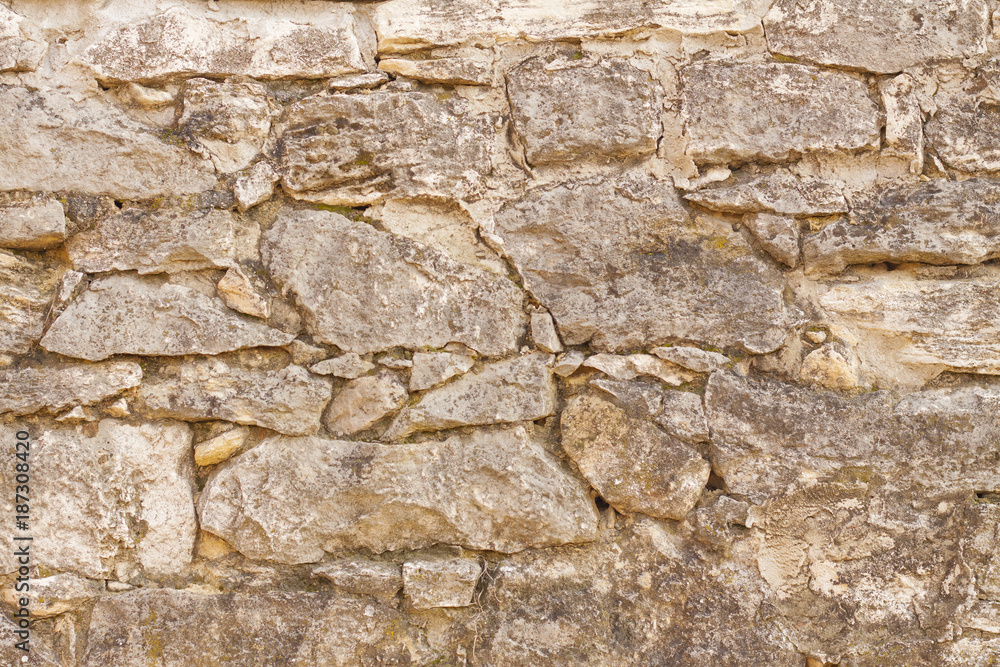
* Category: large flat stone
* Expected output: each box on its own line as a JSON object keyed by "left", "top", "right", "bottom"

{"left": 276, "top": 91, "right": 491, "bottom": 205}
{"left": 507, "top": 57, "right": 661, "bottom": 165}
{"left": 66, "top": 208, "right": 255, "bottom": 274}
{"left": 83, "top": 590, "right": 441, "bottom": 667}
{"left": 681, "top": 64, "right": 880, "bottom": 165}
{"left": 83, "top": 6, "right": 372, "bottom": 84}
{"left": 0, "top": 87, "right": 216, "bottom": 198}
{"left": 925, "top": 98, "right": 1000, "bottom": 173}
{"left": 40, "top": 274, "right": 294, "bottom": 361}
{"left": 137, "top": 357, "right": 332, "bottom": 436}
{"left": 706, "top": 371, "right": 1000, "bottom": 502}
{"left": 198, "top": 425, "right": 598, "bottom": 562}
{"left": 493, "top": 175, "right": 796, "bottom": 353}
{"left": 684, "top": 172, "right": 847, "bottom": 215}
{"left": 818, "top": 274, "right": 1000, "bottom": 373}
{"left": 763, "top": 0, "right": 989, "bottom": 73}
{"left": 263, "top": 209, "right": 525, "bottom": 356}
{"left": 0, "top": 361, "right": 141, "bottom": 416}
{"left": 372, "top": 0, "right": 766, "bottom": 53}
{"left": 804, "top": 179, "right": 1000, "bottom": 274}
{"left": 385, "top": 353, "right": 555, "bottom": 440}
{"left": 561, "top": 393, "right": 710, "bottom": 520}
{"left": 0, "top": 419, "right": 195, "bottom": 579}
{"left": 0, "top": 249, "right": 64, "bottom": 355}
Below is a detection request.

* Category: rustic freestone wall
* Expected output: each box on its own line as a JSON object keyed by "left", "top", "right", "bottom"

{"left": 2, "top": 0, "right": 1000, "bottom": 665}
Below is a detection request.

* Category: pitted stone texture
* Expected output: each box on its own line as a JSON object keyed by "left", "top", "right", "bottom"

{"left": 763, "top": 0, "right": 989, "bottom": 73}
{"left": 372, "top": 0, "right": 765, "bottom": 53}
{"left": 880, "top": 74, "right": 924, "bottom": 172}
{"left": 805, "top": 179, "right": 1000, "bottom": 274}
{"left": 324, "top": 370, "right": 407, "bottom": 436}
{"left": 0, "top": 361, "right": 141, "bottom": 416}
{"left": 313, "top": 560, "right": 403, "bottom": 604}
{"left": 652, "top": 346, "right": 728, "bottom": 373}
{"left": 217, "top": 266, "right": 270, "bottom": 319}
{"left": 0, "top": 249, "right": 64, "bottom": 355}
{"left": 494, "top": 176, "right": 796, "bottom": 353}
{"left": 0, "top": 5, "right": 45, "bottom": 72}
{"left": 178, "top": 78, "right": 275, "bottom": 173}
{"left": 507, "top": 58, "right": 661, "bottom": 165}
{"left": 591, "top": 378, "right": 710, "bottom": 443}
{"left": 706, "top": 371, "right": 1000, "bottom": 502}
{"left": 0, "top": 87, "right": 216, "bottom": 198}
{"left": 199, "top": 425, "right": 598, "bottom": 562}
{"left": 0, "top": 199, "right": 65, "bottom": 250}
{"left": 234, "top": 161, "right": 279, "bottom": 212}
{"left": 385, "top": 353, "right": 555, "bottom": 440}
{"left": 681, "top": 64, "right": 880, "bottom": 165}
{"left": 83, "top": 6, "right": 372, "bottom": 84}
{"left": 0, "top": 573, "right": 102, "bottom": 618}
{"left": 82, "top": 590, "right": 441, "bottom": 667}
{"left": 818, "top": 274, "right": 1000, "bottom": 373}
{"left": 264, "top": 209, "right": 525, "bottom": 356}
{"left": 379, "top": 57, "right": 491, "bottom": 85}
{"left": 409, "top": 352, "right": 476, "bottom": 391}
{"left": 66, "top": 208, "right": 253, "bottom": 275}
{"left": 310, "top": 353, "right": 375, "bottom": 379}
{"left": 926, "top": 98, "right": 1000, "bottom": 173}
{"left": 138, "top": 357, "right": 331, "bottom": 436}
{"left": 276, "top": 91, "right": 491, "bottom": 205}
{"left": 403, "top": 557, "right": 482, "bottom": 609}
{"left": 562, "top": 393, "right": 710, "bottom": 520}
{"left": 683, "top": 173, "right": 847, "bottom": 216}
{"left": 0, "top": 420, "right": 195, "bottom": 579}
{"left": 744, "top": 213, "right": 800, "bottom": 267}
{"left": 40, "top": 274, "right": 294, "bottom": 361}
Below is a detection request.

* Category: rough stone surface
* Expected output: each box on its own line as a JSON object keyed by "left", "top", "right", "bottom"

{"left": 83, "top": 7, "right": 372, "bottom": 84}
{"left": 684, "top": 173, "right": 847, "bottom": 216}
{"left": 0, "top": 249, "right": 64, "bottom": 355}
{"left": 234, "top": 161, "right": 278, "bottom": 212}
{"left": 562, "top": 393, "right": 710, "bottom": 519}
{"left": 409, "top": 351, "right": 476, "bottom": 391}
{"left": 0, "top": 361, "right": 141, "bottom": 416}
{"left": 926, "top": 97, "right": 1000, "bottom": 173}
{"left": 507, "top": 57, "right": 660, "bottom": 165}
{"left": 138, "top": 357, "right": 331, "bottom": 436}
{"left": 0, "top": 573, "right": 102, "bottom": 618}
{"left": 385, "top": 353, "right": 555, "bottom": 440}
{"left": 276, "top": 91, "right": 491, "bottom": 205}
{"left": 0, "top": 199, "right": 66, "bottom": 250}
{"left": 264, "top": 209, "right": 525, "bottom": 356}
{"left": 763, "top": 0, "right": 990, "bottom": 73}
{"left": 583, "top": 353, "right": 693, "bottom": 385}
{"left": 0, "top": 5, "right": 45, "bottom": 72}
{"left": 0, "top": 420, "right": 195, "bottom": 579}
{"left": 805, "top": 179, "right": 1000, "bottom": 274}
{"left": 194, "top": 426, "right": 250, "bottom": 467}
{"left": 530, "top": 311, "right": 563, "bottom": 353}
{"left": 41, "top": 274, "right": 294, "bottom": 361}
{"left": 651, "top": 346, "right": 729, "bottom": 373}
{"left": 216, "top": 265, "right": 270, "bottom": 319}
{"left": 403, "top": 557, "right": 482, "bottom": 609}
{"left": 310, "top": 352, "right": 375, "bottom": 379}
{"left": 379, "top": 57, "right": 491, "bottom": 85}
{"left": 590, "top": 377, "right": 710, "bottom": 444}
{"left": 65, "top": 208, "right": 252, "bottom": 275}
{"left": 553, "top": 350, "right": 585, "bottom": 377}
{"left": 0, "top": 86, "right": 216, "bottom": 198}
{"left": 743, "top": 213, "right": 800, "bottom": 267}
{"left": 682, "top": 64, "right": 880, "bottom": 165}
{"left": 494, "top": 176, "right": 796, "bottom": 353}
{"left": 880, "top": 74, "right": 924, "bottom": 172}
{"left": 323, "top": 370, "right": 407, "bottom": 436}
{"left": 199, "top": 425, "right": 598, "bottom": 562}
{"left": 313, "top": 560, "right": 403, "bottom": 604}
{"left": 706, "top": 371, "right": 1000, "bottom": 502}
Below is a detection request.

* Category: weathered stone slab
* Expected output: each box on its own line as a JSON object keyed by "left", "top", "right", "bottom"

{"left": 743, "top": 213, "right": 800, "bottom": 267}
{"left": 409, "top": 351, "right": 475, "bottom": 391}
{"left": 0, "top": 87, "right": 216, "bottom": 198}
{"left": 0, "top": 420, "right": 195, "bottom": 579}
{"left": 591, "top": 378, "right": 710, "bottom": 443}
{"left": 198, "top": 425, "right": 598, "bottom": 562}
{"left": 313, "top": 559, "right": 402, "bottom": 604}
{"left": 681, "top": 64, "right": 880, "bottom": 164}
{"left": 372, "top": 0, "right": 766, "bottom": 53}
{"left": 706, "top": 371, "right": 1000, "bottom": 502}
{"left": 880, "top": 74, "right": 924, "bottom": 173}
{"left": 651, "top": 346, "right": 728, "bottom": 373}
{"left": 683, "top": 173, "right": 847, "bottom": 215}
{"left": 276, "top": 91, "right": 491, "bottom": 205}
{"left": 384, "top": 353, "right": 555, "bottom": 440}
{"left": 507, "top": 57, "right": 660, "bottom": 165}
{"left": 0, "top": 249, "right": 64, "bottom": 355}
{"left": 562, "top": 393, "right": 710, "bottom": 519}
{"left": 403, "top": 557, "right": 482, "bottom": 609}
{"left": 582, "top": 353, "right": 694, "bottom": 385}
{"left": 763, "top": 0, "right": 989, "bottom": 73}
{"left": 805, "top": 179, "right": 1000, "bottom": 274}
{"left": 926, "top": 98, "right": 1000, "bottom": 173}
{"left": 194, "top": 426, "right": 250, "bottom": 467}
{"left": 82, "top": 590, "right": 440, "bottom": 667}
{"left": 234, "top": 161, "right": 278, "bottom": 212}
{"left": 379, "top": 57, "right": 491, "bottom": 85}
{"left": 0, "top": 5, "right": 45, "bottom": 72}
{"left": 530, "top": 312, "right": 563, "bottom": 353}
{"left": 0, "top": 361, "right": 141, "bottom": 416}
{"left": 0, "top": 573, "right": 102, "bottom": 618}
{"left": 138, "top": 358, "right": 330, "bottom": 436}
{"left": 264, "top": 209, "right": 525, "bottom": 356}
{"left": 310, "top": 353, "right": 375, "bottom": 379}
{"left": 216, "top": 266, "right": 270, "bottom": 319}
{"left": 41, "top": 275, "right": 294, "bottom": 361}
{"left": 493, "top": 176, "right": 796, "bottom": 353}
{"left": 324, "top": 370, "right": 407, "bottom": 436}
{"left": 818, "top": 275, "right": 1000, "bottom": 373}
{"left": 66, "top": 208, "right": 253, "bottom": 275}
{"left": 0, "top": 199, "right": 65, "bottom": 250}
{"left": 84, "top": 6, "right": 372, "bottom": 84}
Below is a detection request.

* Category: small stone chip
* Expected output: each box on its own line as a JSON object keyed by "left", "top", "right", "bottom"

{"left": 194, "top": 426, "right": 250, "bottom": 467}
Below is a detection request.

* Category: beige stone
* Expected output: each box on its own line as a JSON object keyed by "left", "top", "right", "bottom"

{"left": 0, "top": 573, "right": 102, "bottom": 618}
{"left": 530, "top": 312, "right": 563, "bottom": 353}
{"left": 234, "top": 161, "right": 278, "bottom": 212}
{"left": 0, "top": 199, "right": 65, "bottom": 250}
{"left": 409, "top": 352, "right": 476, "bottom": 391}
{"left": 403, "top": 557, "right": 482, "bottom": 609}
{"left": 217, "top": 266, "right": 270, "bottom": 319}
{"left": 0, "top": 248, "right": 64, "bottom": 355}
{"left": 0, "top": 361, "right": 141, "bottom": 417}
{"left": 743, "top": 213, "right": 800, "bottom": 267}
{"left": 879, "top": 74, "right": 924, "bottom": 173}
{"left": 310, "top": 353, "right": 375, "bottom": 379}
{"left": 800, "top": 344, "right": 859, "bottom": 390}
{"left": 313, "top": 560, "right": 403, "bottom": 604}
{"left": 684, "top": 172, "right": 847, "bottom": 216}
{"left": 651, "top": 346, "right": 729, "bottom": 373}
{"left": 194, "top": 426, "right": 251, "bottom": 467}
{"left": 323, "top": 371, "right": 407, "bottom": 436}
{"left": 379, "top": 57, "right": 491, "bottom": 85}
{"left": 0, "top": 5, "right": 45, "bottom": 72}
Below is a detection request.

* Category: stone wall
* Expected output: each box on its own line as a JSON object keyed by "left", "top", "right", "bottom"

{"left": 1, "top": 0, "right": 1000, "bottom": 665}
